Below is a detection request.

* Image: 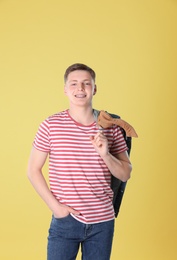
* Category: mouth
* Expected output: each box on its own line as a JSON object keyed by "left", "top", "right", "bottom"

{"left": 75, "top": 94, "right": 86, "bottom": 98}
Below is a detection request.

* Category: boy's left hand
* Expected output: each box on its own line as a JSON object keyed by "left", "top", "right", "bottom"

{"left": 90, "top": 131, "right": 109, "bottom": 157}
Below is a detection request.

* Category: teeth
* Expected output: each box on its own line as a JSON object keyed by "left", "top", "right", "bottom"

{"left": 75, "top": 94, "right": 86, "bottom": 98}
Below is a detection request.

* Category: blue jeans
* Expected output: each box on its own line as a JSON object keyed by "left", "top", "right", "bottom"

{"left": 47, "top": 214, "right": 115, "bottom": 260}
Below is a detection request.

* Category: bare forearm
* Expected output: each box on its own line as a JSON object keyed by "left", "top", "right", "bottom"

{"left": 27, "top": 147, "right": 80, "bottom": 217}
{"left": 27, "top": 169, "right": 61, "bottom": 214}
{"left": 90, "top": 132, "right": 132, "bottom": 181}
{"left": 27, "top": 168, "right": 80, "bottom": 217}
{"left": 101, "top": 152, "right": 132, "bottom": 182}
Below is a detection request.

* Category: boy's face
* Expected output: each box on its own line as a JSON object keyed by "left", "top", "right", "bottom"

{"left": 64, "top": 70, "right": 97, "bottom": 107}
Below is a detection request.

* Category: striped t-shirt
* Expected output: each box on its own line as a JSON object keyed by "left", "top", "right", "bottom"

{"left": 33, "top": 109, "right": 128, "bottom": 224}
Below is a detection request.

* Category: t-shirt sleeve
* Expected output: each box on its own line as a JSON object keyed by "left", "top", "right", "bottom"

{"left": 33, "top": 119, "right": 50, "bottom": 152}
{"left": 110, "top": 125, "right": 128, "bottom": 155}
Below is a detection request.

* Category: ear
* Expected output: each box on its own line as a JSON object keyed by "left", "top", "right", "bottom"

{"left": 93, "top": 84, "right": 97, "bottom": 95}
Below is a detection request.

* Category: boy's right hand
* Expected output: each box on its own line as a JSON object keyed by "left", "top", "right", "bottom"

{"left": 53, "top": 203, "right": 80, "bottom": 218}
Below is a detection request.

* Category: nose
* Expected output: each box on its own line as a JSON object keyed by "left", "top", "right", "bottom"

{"left": 78, "top": 82, "right": 85, "bottom": 90}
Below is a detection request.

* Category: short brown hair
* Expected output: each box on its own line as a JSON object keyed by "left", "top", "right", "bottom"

{"left": 64, "top": 63, "right": 96, "bottom": 82}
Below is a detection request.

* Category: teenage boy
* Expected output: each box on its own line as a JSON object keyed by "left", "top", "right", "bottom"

{"left": 27, "top": 63, "right": 132, "bottom": 260}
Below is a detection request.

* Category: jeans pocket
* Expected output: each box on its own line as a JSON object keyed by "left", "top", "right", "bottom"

{"left": 53, "top": 213, "right": 71, "bottom": 221}
{"left": 49, "top": 214, "right": 76, "bottom": 239}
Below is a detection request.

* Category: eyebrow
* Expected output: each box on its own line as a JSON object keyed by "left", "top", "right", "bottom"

{"left": 68, "top": 79, "right": 91, "bottom": 83}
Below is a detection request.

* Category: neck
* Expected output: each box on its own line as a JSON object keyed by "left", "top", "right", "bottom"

{"left": 68, "top": 106, "right": 95, "bottom": 125}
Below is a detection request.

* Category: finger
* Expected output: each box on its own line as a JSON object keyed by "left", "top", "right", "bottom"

{"left": 67, "top": 206, "right": 80, "bottom": 215}
{"left": 94, "top": 132, "right": 104, "bottom": 142}
{"left": 95, "top": 138, "right": 103, "bottom": 148}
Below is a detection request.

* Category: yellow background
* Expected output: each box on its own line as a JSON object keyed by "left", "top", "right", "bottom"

{"left": 0, "top": 0, "right": 177, "bottom": 259}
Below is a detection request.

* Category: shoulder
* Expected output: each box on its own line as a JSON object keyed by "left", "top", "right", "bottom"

{"left": 47, "top": 110, "right": 68, "bottom": 121}
{"left": 38, "top": 110, "right": 68, "bottom": 130}
{"left": 41, "top": 110, "right": 69, "bottom": 125}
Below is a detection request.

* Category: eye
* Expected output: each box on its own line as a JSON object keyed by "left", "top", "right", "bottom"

{"left": 85, "top": 82, "right": 91, "bottom": 86}
{"left": 71, "top": 83, "right": 77, "bottom": 86}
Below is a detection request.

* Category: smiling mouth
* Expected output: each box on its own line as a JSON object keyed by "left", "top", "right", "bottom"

{"left": 75, "top": 94, "right": 86, "bottom": 98}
